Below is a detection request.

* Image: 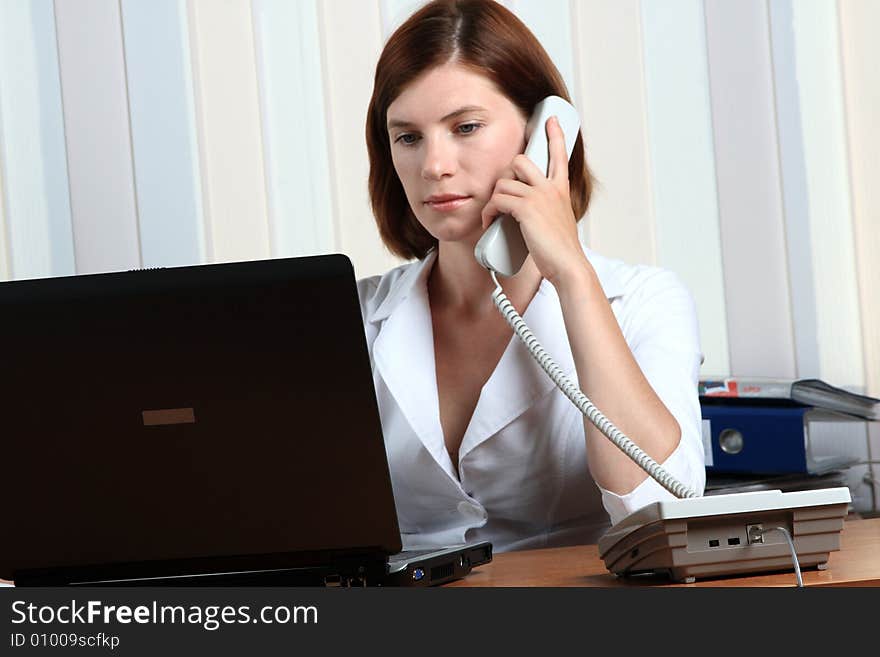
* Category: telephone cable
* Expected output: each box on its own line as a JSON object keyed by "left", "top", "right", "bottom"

{"left": 489, "top": 270, "right": 698, "bottom": 500}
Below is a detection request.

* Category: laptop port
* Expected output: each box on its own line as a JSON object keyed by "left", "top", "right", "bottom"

{"left": 430, "top": 562, "right": 455, "bottom": 581}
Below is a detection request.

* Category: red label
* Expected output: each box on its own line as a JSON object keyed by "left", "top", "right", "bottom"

{"left": 703, "top": 381, "right": 739, "bottom": 397}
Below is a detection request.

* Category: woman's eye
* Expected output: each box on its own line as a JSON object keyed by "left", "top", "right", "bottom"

{"left": 458, "top": 123, "right": 481, "bottom": 135}
{"left": 394, "top": 123, "right": 480, "bottom": 146}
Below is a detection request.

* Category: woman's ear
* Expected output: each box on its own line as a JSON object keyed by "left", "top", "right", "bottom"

{"left": 521, "top": 108, "right": 535, "bottom": 153}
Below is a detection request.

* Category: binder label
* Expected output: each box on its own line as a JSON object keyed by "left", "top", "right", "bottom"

{"left": 701, "top": 419, "right": 713, "bottom": 467}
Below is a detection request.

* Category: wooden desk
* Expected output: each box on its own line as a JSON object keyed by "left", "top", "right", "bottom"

{"left": 3, "top": 518, "right": 875, "bottom": 587}
{"left": 448, "top": 515, "right": 880, "bottom": 587}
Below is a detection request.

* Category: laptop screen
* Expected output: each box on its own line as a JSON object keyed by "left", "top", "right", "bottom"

{"left": 0, "top": 255, "right": 402, "bottom": 583}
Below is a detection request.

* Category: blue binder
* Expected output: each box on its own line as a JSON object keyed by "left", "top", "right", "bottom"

{"left": 701, "top": 403, "right": 858, "bottom": 475}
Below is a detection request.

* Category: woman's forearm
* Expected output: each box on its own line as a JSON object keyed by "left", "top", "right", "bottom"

{"left": 553, "top": 262, "right": 681, "bottom": 496}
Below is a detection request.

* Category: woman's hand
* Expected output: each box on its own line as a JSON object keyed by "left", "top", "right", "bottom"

{"left": 479, "top": 116, "right": 589, "bottom": 287}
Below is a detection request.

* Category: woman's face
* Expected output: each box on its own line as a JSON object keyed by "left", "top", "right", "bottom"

{"left": 387, "top": 63, "right": 528, "bottom": 245}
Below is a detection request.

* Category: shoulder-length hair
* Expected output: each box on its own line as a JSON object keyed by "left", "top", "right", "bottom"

{"left": 366, "top": 0, "right": 594, "bottom": 261}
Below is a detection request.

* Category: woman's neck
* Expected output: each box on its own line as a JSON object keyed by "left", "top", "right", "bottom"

{"left": 428, "top": 240, "right": 543, "bottom": 319}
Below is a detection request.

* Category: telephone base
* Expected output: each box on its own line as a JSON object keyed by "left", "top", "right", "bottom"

{"left": 597, "top": 487, "right": 851, "bottom": 584}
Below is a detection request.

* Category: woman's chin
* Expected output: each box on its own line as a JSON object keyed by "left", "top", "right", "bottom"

{"left": 424, "top": 216, "right": 484, "bottom": 245}
{"left": 434, "top": 229, "right": 483, "bottom": 248}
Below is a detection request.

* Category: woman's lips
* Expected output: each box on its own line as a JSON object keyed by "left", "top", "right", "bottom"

{"left": 425, "top": 196, "right": 471, "bottom": 212}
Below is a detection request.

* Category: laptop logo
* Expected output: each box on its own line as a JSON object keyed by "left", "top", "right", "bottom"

{"left": 142, "top": 408, "right": 196, "bottom": 426}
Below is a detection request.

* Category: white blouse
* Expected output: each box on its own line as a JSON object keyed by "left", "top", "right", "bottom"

{"left": 356, "top": 246, "right": 706, "bottom": 553}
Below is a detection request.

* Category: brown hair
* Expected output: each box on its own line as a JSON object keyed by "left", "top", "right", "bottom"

{"left": 366, "top": 0, "right": 593, "bottom": 261}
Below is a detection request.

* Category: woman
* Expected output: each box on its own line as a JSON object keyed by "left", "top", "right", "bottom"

{"left": 359, "top": 0, "right": 705, "bottom": 552}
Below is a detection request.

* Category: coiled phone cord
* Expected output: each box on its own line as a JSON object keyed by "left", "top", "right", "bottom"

{"left": 488, "top": 272, "right": 816, "bottom": 586}
{"left": 489, "top": 270, "right": 697, "bottom": 500}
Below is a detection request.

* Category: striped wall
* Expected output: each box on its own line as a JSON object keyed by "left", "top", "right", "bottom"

{"left": 0, "top": 0, "right": 75, "bottom": 279}
{"left": 640, "top": 0, "right": 729, "bottom": 378}
{"left": 54, "top": 0, "right": 142, "bottom": 274}
{"left": 0, "top": 0, "right": 877, "bottom": 402}
{"left": 839, "top": 0, "right": 880, "bottom": 405}
{"left": 704, "top": 0, "right": 794, "bottom": 381}
{"left": 121, "top": 0, "right": 205, "bottom": 268}
{"left": 188, "top": 0, "right": 270, "bottom": 263}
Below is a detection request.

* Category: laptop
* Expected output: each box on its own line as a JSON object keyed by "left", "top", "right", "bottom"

{"left": 0, "top": 254, "right": 491, "bottom": 587}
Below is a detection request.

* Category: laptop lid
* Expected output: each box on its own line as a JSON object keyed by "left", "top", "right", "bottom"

{"left": 0, "top": 254, "right": 402, "bottom": 584}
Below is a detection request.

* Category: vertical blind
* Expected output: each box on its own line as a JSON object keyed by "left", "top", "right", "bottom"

{"left": 0, "top": 0, "right": 877, "bottom": 398}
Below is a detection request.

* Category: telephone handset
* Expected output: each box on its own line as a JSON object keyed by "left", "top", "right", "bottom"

{"left": 474, "top": 95, "right": 582, "bottom": 277}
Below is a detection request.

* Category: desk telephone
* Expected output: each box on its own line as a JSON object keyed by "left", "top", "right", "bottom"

{"left": 475, "top": 96, "right": 850, "bottom": 585}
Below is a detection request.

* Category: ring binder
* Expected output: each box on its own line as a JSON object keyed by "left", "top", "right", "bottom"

{"left": 700, "top": 403, "right": 867, "bottom": 475}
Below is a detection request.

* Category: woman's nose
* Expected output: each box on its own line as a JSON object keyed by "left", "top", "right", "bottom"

{"left": 421, "top": 137, "right": 457, "bottom": 180}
